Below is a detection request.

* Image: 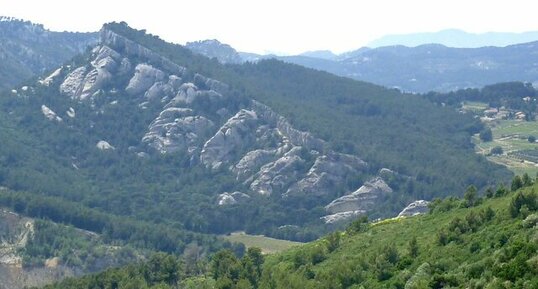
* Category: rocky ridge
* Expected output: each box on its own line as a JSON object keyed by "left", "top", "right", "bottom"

{"left": 37, "top": 24, "right": 392, "bottom": 224}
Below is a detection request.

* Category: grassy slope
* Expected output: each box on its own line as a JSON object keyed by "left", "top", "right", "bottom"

{"left": 36, "top": 182, "right": 538, "bottom": 289}
{"left": 223, "top": 232, "right": 303, "bottom": 254}
{"left": 259, "top": 185, "right": 538, "bottom": 288}
{"left": 475, "top": 119, "right": 538, "bottom": 176}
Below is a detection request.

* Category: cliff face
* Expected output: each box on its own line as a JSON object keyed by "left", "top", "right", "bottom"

{"left": 47, "top": 26, "right": 374, "bottom": 205}
{"left": 0, "top": 208, "right": 142, "bottom": 289}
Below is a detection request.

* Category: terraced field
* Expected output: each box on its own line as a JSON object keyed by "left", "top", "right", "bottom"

{"left": 475, "top": 119, "right": 538, "bottom": 175}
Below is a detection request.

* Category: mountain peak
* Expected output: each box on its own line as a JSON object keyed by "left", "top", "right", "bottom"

{"left": 186, "top": 38, "right": 243, "bottom": 64}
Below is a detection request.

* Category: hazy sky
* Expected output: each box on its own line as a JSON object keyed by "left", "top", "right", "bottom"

{"left": 1, "top": 0, "right": 537, "bottom": 54}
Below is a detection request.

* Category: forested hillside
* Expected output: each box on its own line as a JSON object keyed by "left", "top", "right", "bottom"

{"left": 37, "top": 175, "right": 538, "bottom": 288}
{"left": 0, "top": 21, "right": 511, "bottom": 252}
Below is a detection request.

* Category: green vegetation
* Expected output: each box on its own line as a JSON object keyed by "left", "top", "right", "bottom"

{"left": 0, "top": 21, "right": 510, "bottom": 248}
{"left": 222, "top": 232, "right": 303, "bottom": 254}
{"left": 21, "top": 219, "right": 142, "bottom": 271}
{"left": 461, "top": 101, "right": 488, "bottom": 114}
{"left": 475, "top": 119, "right": 538, "bottom": 175}
{"left": 0, "top": 190, "right": 242, "bottom": 257}
{"left": 38, "top": 176, "right": 538, "bottom": 288}
{"left": 255, "top": 178, "right": 538, "bottom": 288}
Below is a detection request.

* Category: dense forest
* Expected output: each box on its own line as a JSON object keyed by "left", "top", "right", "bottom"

{"left": 0, "top": 22, "right": 512, "bottom": 251}
{"left": 37, "top": 175, "right": 538, "bottom": 288}
{"left": 425, "top": 81, "right": 537, "bottom": 112}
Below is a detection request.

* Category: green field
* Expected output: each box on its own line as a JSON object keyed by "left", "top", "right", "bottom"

{"left": 461, "top": 101, "right": 488, "bottom": 113}
{"left": 222, "top": 232, "right": 303, "bottom": 254}
{"left": 475, "top": 119, "right": 538, "bottom": 175}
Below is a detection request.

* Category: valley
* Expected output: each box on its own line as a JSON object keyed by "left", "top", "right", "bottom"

{"left": 0, "top": 14, "right": 535, "bottom": 289}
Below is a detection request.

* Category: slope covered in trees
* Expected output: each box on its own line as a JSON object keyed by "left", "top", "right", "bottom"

{"left": 0, "top": 21, "right": 511, "bottom": 249}
{"left": 37, "top": 176, "right": 538, "bottom": 288}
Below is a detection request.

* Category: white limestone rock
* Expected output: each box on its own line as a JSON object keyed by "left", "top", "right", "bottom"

{"left": 398, "top": 200, "right": 430, "bottom": 217}
{"left": 144, "top": 82, "right": 175, "bottom": 101}
{"left": 96, "top": 140, "right": 115, "bottom": 150}
{"left": 200, "top": 109, "right": 259, "bottom": 169}
{"left": 232, "top": 149, "right": 277, "bottom": 180}
{"left": 100, "top": 28, "right": 186, "bottom": 76}
{"left": 60, "top": 66, "right": 87, "bottom": 98}
{"left": 321, "top": 210, "right": 364, "bottom": 224}
{"left": 142, "top": 107, "right": 214, "bottom": 153}
{"left": 217, "top": 191, "right": 250, "bottom": 206}
{"left": 66, "top": 107, "right": 76, "bottom": 118}
{"left": 125, "top": 64, "right": 166, "bottom": 96}
{"left": 41, "top": 105, "right": 62, "bottom": 122}
{"left": 248, "top": 147, "right": 305, "bottom": 196}
{"left": 285, "top": 152, "right": 368, "bottom": 197}
{"left": 39, "top": 67, "right": 62, "bottom": 86}
{"left": 325, "top": 177, "right": 392, "bottom": 214}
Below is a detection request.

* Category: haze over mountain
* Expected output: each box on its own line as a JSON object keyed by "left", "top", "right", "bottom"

{"left": 367, "top": 29, "right": 538, "bottom": 48}
{"left": 185, "top": 36, "right": 538, "bottom": 93}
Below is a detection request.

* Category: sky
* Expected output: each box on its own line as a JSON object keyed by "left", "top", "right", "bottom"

{"left": 1, "top": 0, "right": 537, "bottom": 55}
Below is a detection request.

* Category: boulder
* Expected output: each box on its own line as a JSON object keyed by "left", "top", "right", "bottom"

{"left": 41, "top": 105, "right": 62, "bottom": 122}
{"left": 125, "top": 64, "right": 166, "bottom": 96}
{"left": 325, "top": 177, "right": 392, "bottom": 214}
{"left": 398, "top": 200, "right": 430, "bottom": 217}
{"left": 217, "top": 191, "right": 250, "bottom": 206}
{"left": 96, "top": 140, "right": 115, "bottom": 150}
{"left": 321, "top": 210, "right": 365, "bottom": 224}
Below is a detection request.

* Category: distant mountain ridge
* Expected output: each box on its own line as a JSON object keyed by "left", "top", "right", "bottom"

{"left": 367, "top": 29, "right": 538, "bottom": 48}
{"left": 184, "top": 35, "right": 538, "bottom": 93}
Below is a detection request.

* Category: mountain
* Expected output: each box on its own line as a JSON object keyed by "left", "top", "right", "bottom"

{"left": 299, "top": 50, "right": 338, "bottom": 60}
{"left": 37, "top": 180, "right": 538, "bottom": 288}
{"left": 367, "top": 29, "right": 538, "bottom": 48}
{"left": 186, "top": 39, "right": 243, "bottom": 64}
{"left": 0, "top": 20, "right": 511, "bottom": 254}
{"left": 0, "top": 16, "right": 98, "bottom": 91}
{"left": 277, "top": 41, "right": 538, "bottom": 92}
{"left": 0, "top": 24, "right": 514, "bottom": 289}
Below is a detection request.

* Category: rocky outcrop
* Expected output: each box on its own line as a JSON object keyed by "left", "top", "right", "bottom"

{"left": 325, "top": 177, "right": 392, "bottom": 215}
{"left": 200, "top": 109, "right": 259, "bottom": 169}
{"left": 39, "top": 67, "right": 63, "bottom": 86}
{"left": 217, "top": 191, "right": 250, "bottom": 206}
{"left": 231, "top": 149, "right": 277, "bottom": 180}
{"left": 59, "top": 44, "right": 127, "bottom": 101}
{"left": 96, "top": 140, "right": 114, "bottom": 150}
{"left": 59, "top": 66, "right": 87, "bottom": 98}
{"left": 100, "top": 27, "right": 185, "bottom": 76}
{"left": 248, "top": 147, "right": 306, "bottom": 196}
{"left": 321, "top": 211, "right": 364, "bottom": 224}
{"left": 285, "top": 152, "right": 367, "bottom": 197}
{"left": 41, "top": 105, "right": 62, "bottom": 122}
{"left": 126, "top": 64, "right": 166, "bottom": 96}
{"left": 398, "top": 200, "right": 430, "bottom": 217}
{"left": 142, "top": 107, "right": 214, "bottom": 153}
